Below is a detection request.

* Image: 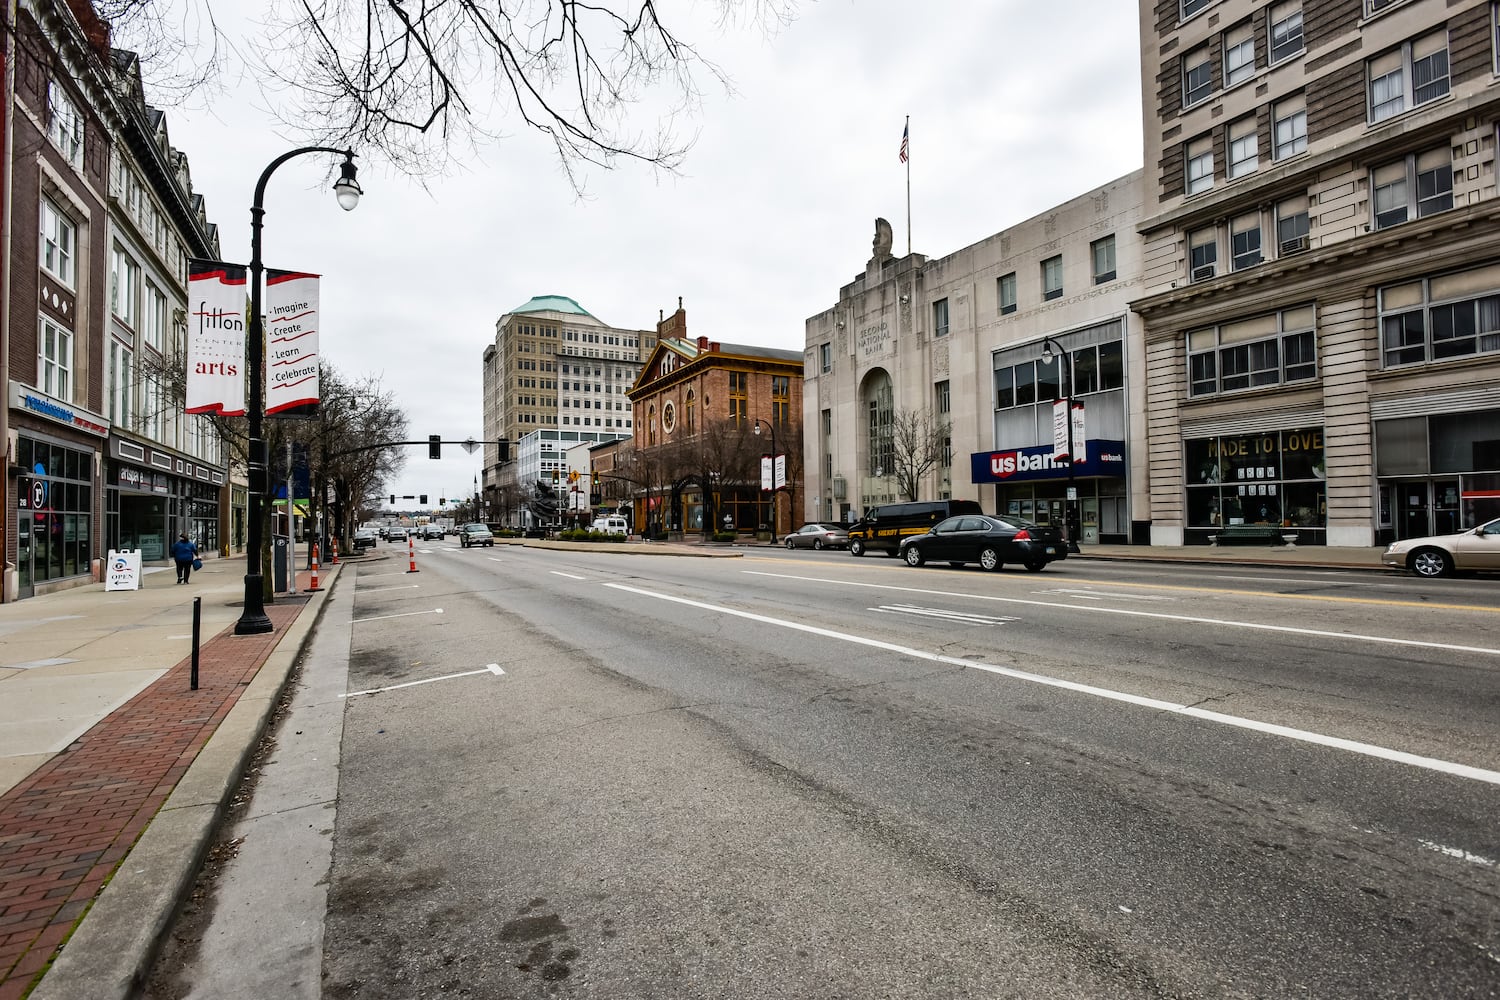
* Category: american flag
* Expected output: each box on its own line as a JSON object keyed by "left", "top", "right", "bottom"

{"left": 899, "top": 124, "right": 909, "bottom": 163}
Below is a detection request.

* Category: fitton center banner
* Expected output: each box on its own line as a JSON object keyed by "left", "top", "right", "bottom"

{"left": 185, "top": 259, "right": 247, "bottom": 415}
{"left": 266, "top": 270, "right": 321, "bottom": 416}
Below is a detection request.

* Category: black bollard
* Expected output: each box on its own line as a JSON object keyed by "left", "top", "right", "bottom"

{"left": 190, "top": 596, "right": 202, "bottom": 690}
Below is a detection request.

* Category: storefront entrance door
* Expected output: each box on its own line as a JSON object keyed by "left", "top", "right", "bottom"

{"left": 17, "top": 514, "right": 34, "bottom": 599}
{"left": 1433, "top": 479, "right": 1461, "bottom": 535}
{"left": 1395, "top": 480, "right": 1463, "bottom": 539}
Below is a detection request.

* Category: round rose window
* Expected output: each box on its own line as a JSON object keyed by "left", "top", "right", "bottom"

{"left": 662, "top": 401, "right": 676, "bottom": 433}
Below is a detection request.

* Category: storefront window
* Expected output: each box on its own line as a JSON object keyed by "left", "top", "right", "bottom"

{"left": 18, "top": 437, "right": 94, "bottom": 582}
{"left": 1184, "top": 428, "right": 1326, "bottom": 541}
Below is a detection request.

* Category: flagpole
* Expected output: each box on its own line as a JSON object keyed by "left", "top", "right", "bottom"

{"left": 905, "top": 115, "right": 912, "bottom": 256}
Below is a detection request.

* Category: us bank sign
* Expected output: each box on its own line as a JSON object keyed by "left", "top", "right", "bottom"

{"left": 970, "top": 439, "right": 1125, "bottom": 484}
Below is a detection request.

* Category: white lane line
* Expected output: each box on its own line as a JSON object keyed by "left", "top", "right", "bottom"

{"left": 1417, "top": 839, "right": 1496, "bottom": 868}
{"left": 358, "top": 584, "right": 421, "bottom": 594}
{"left": 743, "top": 571, "right": 1500, "bottom": 659}
{"left": 871, "top": 605, "right": 1018, "bottom": 627}
{"left": 552, "top": 571, "right": 586, "bottom": 580}
{"left": 488, "top": 557, "right": 504, "bottom": 562}
{"left": 342, "top": 662, "right": 505, "bottom": 699}
{"left": 354, "top": 608, "right": 444, "bottom": 623}
{"left": 1037, "top": 588, "right": 1178, "bottom": 602}
{"left": 356, "top": 571, "right": 416, "bottom": 580}
{"left": 605, "top": 582, "right": 1500, "bottom": 787}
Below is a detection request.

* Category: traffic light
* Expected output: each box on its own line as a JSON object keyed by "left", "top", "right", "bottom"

{"left": 420, "top": 494, "right": 428, "bottom": 504}
{"left": 429, "top": 434, "right": 441, "bottom": 459}
{"left": 498, "top": 441, "right": 510, "bottom": 462}
{"left": 440, "top": 497, "right": 446, "bottom": 505}
{"left": 390, "top": 495, "right": 396, "bottom": 504}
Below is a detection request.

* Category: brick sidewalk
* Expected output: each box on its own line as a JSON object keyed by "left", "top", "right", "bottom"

{"left": 0, "top": 589, "right": 317, "bottom": 1000}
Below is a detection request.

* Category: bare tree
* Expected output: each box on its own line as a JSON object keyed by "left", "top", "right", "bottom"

{"left": 890, "top": 408, "right": 948, "bottom": 503}
{"left": 104, "top": 1, "right": 800, "bottom": 182}
{"left": 662, "top": 416, "right": 757, "bottom": 537}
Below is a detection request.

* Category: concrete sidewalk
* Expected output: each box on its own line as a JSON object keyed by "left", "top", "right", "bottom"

{"left": 0, "top": 538, "right": 1400, "bottom": 1000}
{"left": 0, "top": 551, "right": 346, "bottom": 1000}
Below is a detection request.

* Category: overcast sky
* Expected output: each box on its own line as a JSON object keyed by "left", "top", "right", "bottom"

{"left": 141, "top": 1, "right": 1145, "bottom": 508}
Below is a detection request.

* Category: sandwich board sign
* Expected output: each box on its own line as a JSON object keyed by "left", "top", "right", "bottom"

{"left": 104, "top": 549, "right": 142, "bottom": 591}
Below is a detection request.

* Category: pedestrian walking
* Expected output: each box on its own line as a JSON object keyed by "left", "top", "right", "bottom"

{"left": 172, "top": 532, "right": 199, "bottom": 584}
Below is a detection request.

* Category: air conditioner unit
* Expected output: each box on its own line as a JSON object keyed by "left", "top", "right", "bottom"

{"left": 1190, "top": 263, "right": 1217, "bottom": 282}
{"left": 1280, "top": 235, "right": 1308, "bottom": 256}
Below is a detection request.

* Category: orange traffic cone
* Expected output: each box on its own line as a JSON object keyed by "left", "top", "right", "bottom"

{"left": 307, "top": 543, "right": 322, "bottom": 592}
{"left": 407, "top": 534, "right": 419, "bottom": 574}
{"left": 330, "top": 537, "right": 340, "bottom": 564}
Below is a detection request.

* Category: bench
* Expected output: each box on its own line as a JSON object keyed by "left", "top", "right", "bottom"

{"left": 1208, "top": 525, "right": 1297, "bottom": 547}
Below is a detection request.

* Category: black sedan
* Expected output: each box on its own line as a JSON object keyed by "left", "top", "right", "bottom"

{"left": 898, "top": 514, "right": 1067, "bottom": 572}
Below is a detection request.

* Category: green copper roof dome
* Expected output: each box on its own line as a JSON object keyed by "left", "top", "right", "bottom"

{"left": 508, "top": 295, "right": 595, "bottom": 318}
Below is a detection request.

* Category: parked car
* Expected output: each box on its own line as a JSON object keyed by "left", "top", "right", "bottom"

{"left": 420, "top": 523, "right": 446, "bottom": 540}
{"left": 352, "top": 527, "right": 378, "bottom": 550}
{"left": 1382, "top": 517, "right": 1500, "bottom": 577}
{"left": 387, "top": 525, "right": 408, "bottom": 543}
{"left": 847, "top": 499, "right": 984, "bottom": 557}
{"left": 459, "top": 523, "right": 494, "bottom": 548}
{"left": 784, "top": 522, "right": 850, "bottom": 550}
{"left": 898, "top": 514, "right": 1067, "bottom": 572}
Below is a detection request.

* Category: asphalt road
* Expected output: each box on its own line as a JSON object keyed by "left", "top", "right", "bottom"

{"left": 153, "top": 545, "right": 1500, "bottom": 999}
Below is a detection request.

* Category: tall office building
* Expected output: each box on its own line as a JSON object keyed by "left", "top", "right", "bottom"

{"left": 480, "top": 295, "right": 655, "bottom": 510}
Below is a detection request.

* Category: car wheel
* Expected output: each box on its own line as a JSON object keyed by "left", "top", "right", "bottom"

{"left": 904, "top": 546, "right": 925, "bottom": 567}
{"left": 813, "top": 539, "right": 824, "bottom": 550}
{"left": 1024, "top": 560, "right": 1047, "bottom": 572}
{"left": 979, "top": 547, "right": 1002, "bottom": 572}
{"left": 850, "top": 540, "right": 865, "bottom": 557}
{"left": 1410, "top": 547, "right": 1453, "bottom": 578}
{"left": 785, "top": 537, "right": 796, "bottom": 549}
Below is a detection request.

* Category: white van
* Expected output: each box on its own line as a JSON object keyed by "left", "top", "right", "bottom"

{"left": 591, "top": 515, "right": 629, "bottom": 536}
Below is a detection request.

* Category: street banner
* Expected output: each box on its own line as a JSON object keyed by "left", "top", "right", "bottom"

{"left": 1051, "top": 399, "right": 1088, "bottom": 464}
{"left": 104, "top": 549, "right": 142, "bottom": 591}
{"left": 266, "top": 270, "right": 321, "bottom": 416}
{"left": 1071, "top": 400, "right": 1087, "bottom": 464}
{"left": 760, "top": 454, "right": 787, "bottom": 491}
{"left": 185, "top": 260, "right": 247, "bottom": 415}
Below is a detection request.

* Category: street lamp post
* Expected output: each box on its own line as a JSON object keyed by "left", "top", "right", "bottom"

{"left": 1039, "top": 335, "right": 1082, "bottom": 554}
{"left": 235, "top": 147, "right": 361, "bottom": 636}
{"left": 752, "top": 417, "right": 778, "bottom": 544}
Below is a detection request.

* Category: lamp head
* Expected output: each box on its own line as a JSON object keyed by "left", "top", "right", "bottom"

{"left": 1040, "top": 341, "right": 1057, "bottom": 364}
{"left": 334, "top": 153, "right": 362, "bottom": 212}
{"left": 753, "top": 422, "right": 762, "bottom": 437}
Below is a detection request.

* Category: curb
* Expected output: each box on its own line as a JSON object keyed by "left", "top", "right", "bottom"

{"left": 29, "top": 566, "right": 345, "bottom": 1000}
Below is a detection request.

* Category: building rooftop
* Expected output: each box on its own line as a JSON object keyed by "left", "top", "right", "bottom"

{"left": 508, "top": 295, "right": 596, "bottom": 318}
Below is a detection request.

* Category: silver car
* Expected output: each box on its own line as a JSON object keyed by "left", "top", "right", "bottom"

{"left": 1381, "top": 517, "right": 1500, "bottom": 577}
{"left": 784, "top": 522, "right": 850, "bottom": 550}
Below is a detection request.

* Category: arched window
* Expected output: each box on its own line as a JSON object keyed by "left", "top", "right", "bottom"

{"left": 648, "top": 405, "right": 657, "bottom": 445}
{"left": 685, "top": 390, "right": 696, "bottom": 434}
{"left": 862, "top": 369, "right": 894, "bottom": 476}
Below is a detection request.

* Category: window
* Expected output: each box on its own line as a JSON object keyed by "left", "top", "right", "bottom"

{"left": 1368, "top": 31, "right": 1450, "bottom": 124}
{"left": 1189, "top": 228, "right": 1218, "bottom": 281}
{"left": 1231, "top": 212, "right": 1263, "bottom": 271}
{"left": 1274, "top": 94, "right": 1307, "bottom": 160}
{"left": 142, "top": 283, "right": 167, "bottom": 353}
{"left": 1091, "top": 235, "right": 1117, "bottom": 284}
{"left": 1181, "top": 0, "right": 1212, "bottom": 20}
{"left": 935, "top": 380, "right": 952, "bottom": 468}
{"left": 932, "top": 297, "right": 949, "bottom": 337}
{"left": 111, "top": 248, "right": 140, "bottom": 327}
{"left": 1269, "top": 3, "right": 1304, "bottom": 64}
{"left": 1224, "top": 22, "right": 1255, "bottom": 86}
{"left": 1228, "top": 117, "right": 1258, "bottom": 178}
{"left": 109, "top": 340, "right": 132, "bottom": 426}
{"left": 819, "top": 342, "right": 831, "bottom": 374}
{"left": 47, "top": 81, "right": 83, "bottom": 167}
{"left": 1186, "top": 135, "right": 1214, "bottom": 195}
{"left": 1379, "top": 263, "right": 1500, "bottom": 366}
{"left": 998, "top": 272, "right": 1017, "bottom": 314}
{"left": 993, "top": 332, "right": 1126, "bottom": 412}
{"left": 1373, "top": 147, "right": 1452, "bottom": 231}
{"left": 1277, "top": 196, "right": 1310, "bottom": 252}
{"left": 40, "top": 317, "right": 73, "bottom": 401}
{"left": 1183, "top": 46, "right": 1214, "bottom": 106}
{"left": 39, "top": 199, "right": 75, "bottom": 286}
{"left": 1187, "top": 305, "right": 1317, "bottom": 396}
{"left": 772, "top": 375, "right": 790, "bottom": 425}
{"left": 685, "top": 390, "right": 696, "bottom": 434}
{"left": 728, "top": 370, "right": 747, "bottom": 423}
{"left": 1041, "top": 256, "right": 1063, "bottom": 301}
